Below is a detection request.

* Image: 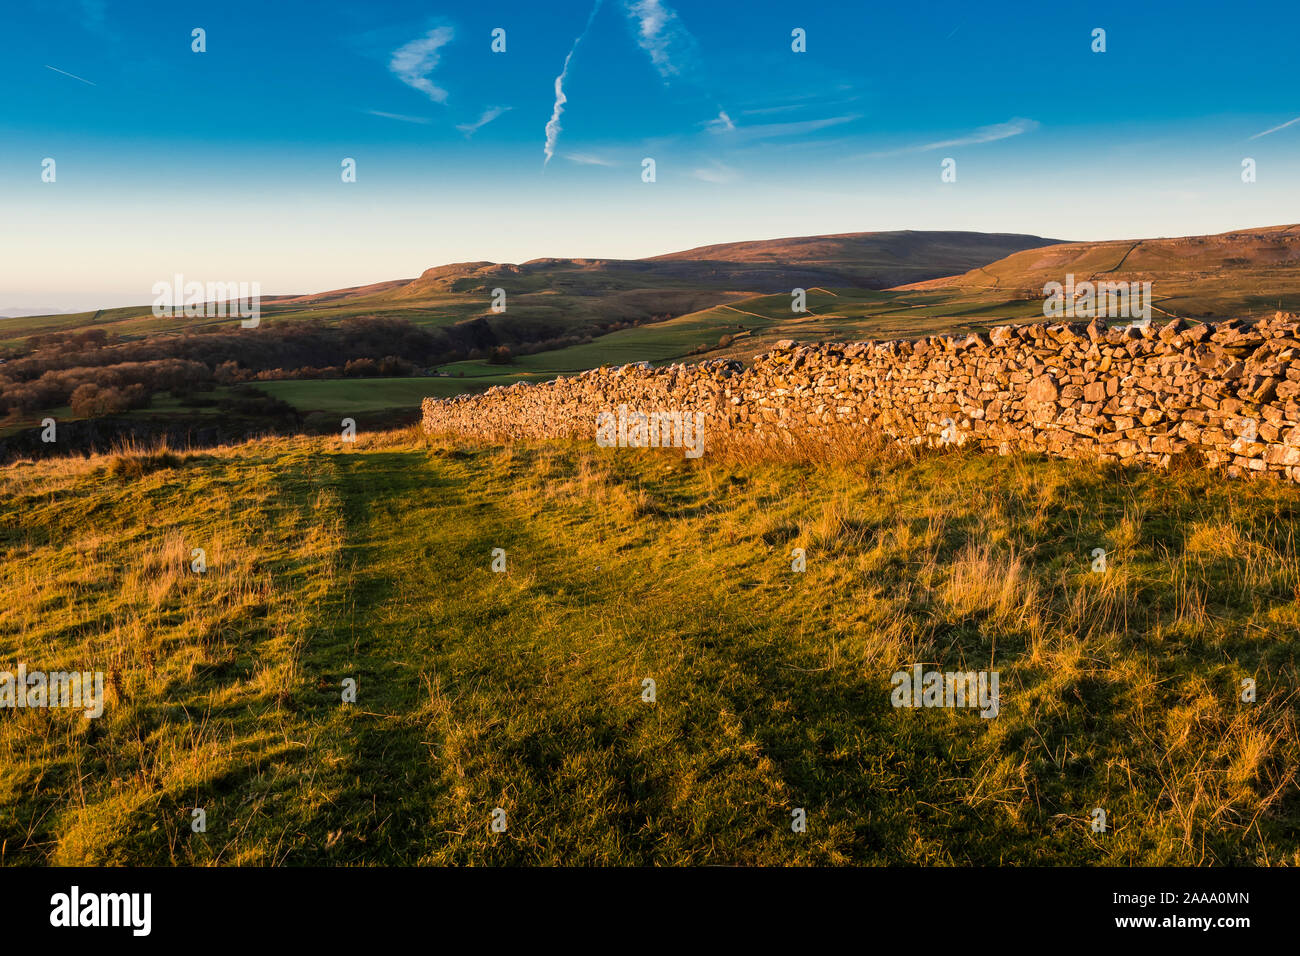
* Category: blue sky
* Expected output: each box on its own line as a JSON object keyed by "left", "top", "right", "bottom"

{"left": 1, "top": 0, "right": 1298, "bottom": 312}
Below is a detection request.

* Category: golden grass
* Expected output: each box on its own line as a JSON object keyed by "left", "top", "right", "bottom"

{"left": 2, "top": 427, "right": 1298, "bottom": 865}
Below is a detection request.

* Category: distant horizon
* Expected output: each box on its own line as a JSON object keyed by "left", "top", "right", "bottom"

{"left": 4, "top": 219, "right": 1296, "bottom": 318}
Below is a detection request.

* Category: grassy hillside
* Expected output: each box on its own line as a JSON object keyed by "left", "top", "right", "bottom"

{"left": 0, "top": 283, "right": 742, "bottom": 354}
{"left": 646, "top": 229, "right": 1064, "bottom": 286}
{"left": 0, "top": 230, "right": 1056, "bottom": 349}
{"left": 2, "top": 429, "right": 1297, "bottom": 865}
{"left": 899, "top": 224, "right": 1300, "bottom": 319}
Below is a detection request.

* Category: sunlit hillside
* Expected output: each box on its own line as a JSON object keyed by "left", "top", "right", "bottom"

{"left": 2, "top": 428, "right": 1297, "bottom": 864}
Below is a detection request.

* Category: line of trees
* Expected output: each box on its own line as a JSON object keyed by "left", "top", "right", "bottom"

{"left": 1, "top": 358, "right": 209, "bottom": 416}
{"left": 0, "top": 315, "right": 601, "bottom": 420}
{"left": 0, "top": 317, "right": 471, "bottom": 418}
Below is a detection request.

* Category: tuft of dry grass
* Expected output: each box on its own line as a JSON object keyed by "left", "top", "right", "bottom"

{"left": 940, "top": 542, "right": 1040, "bottom": 630}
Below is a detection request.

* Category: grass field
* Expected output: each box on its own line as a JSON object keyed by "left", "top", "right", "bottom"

{"left": 2, "top": 428, "right": 1297, "bottom": 864}
{"left": 436, "top": 287, "right": 1056, "bottom": 383}
{"left": 252, "top": 377, "right": 501, "bottom": 415}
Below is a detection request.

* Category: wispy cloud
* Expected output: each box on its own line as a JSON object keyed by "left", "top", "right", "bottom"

{"left": 364, "top": 109, "right": 432, "bottom": 125}
{"left": 859, "top": 117, "right": 1038, "bottom": 158}
{"left": 623, "top": 0, "right": 699, "bottom": 80}
{"left": 79, "top": 0, "right": 107, "bottom": 33}
{"left": 1249, "top": 116, "right": 1300, "bottom": 140}
{"left": 691, "top": 162, "right": 737, "bottom": 184}
{"left": 724, "top": 114, "right": 860, "bottom": 143}
{"left": 703, "top": 110, "right": 734, "bottom": 132}
{"left": 44, "top": 64, "right": 96, "bottom": 86}
{"left": 734, "top": 86, "right": 858, "bottom": 117}
{"left": 564, "top": 152, "right": 619, "bottom": 166}
{"left": 543, "top": 64, "right": 572, "bottom": 165}
{"left": 389, "top": 26, "right": 454, "bottom": 104}
{"left": 738, "top": 104, "right": 805, "bottom": 117}
{"left": 457, "top": 106, "right": 512, "bottom": 137}
{"left": 545, "top": 0, "right": 605, "bottom": 166}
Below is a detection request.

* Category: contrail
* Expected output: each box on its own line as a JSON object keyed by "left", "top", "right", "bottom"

{"left": 1249, "top": 116, "right": 1300, "bottom": 140}
{"left": 45, "top": 64, "right": 96, "bottom": 86}
{"left": 544, "top": 0, "right": 604, "bottom": 166}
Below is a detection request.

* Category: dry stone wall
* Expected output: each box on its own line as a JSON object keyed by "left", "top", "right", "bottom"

{"left": 422, "top": 313, "right": 1300, "bottom": 481}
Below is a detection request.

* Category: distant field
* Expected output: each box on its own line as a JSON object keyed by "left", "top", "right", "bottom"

{"left": 255, "top": 377, "right": 496, "bottom": 414}
{"left": 438, "top": 286, "right": 1052, "bottom": 383}
{"left": 0, "top": 283, "right": 744, "bottom": 351}
{"left": 0, "top": 294, "right": 485, "bottom": 349}
{"left": 2, "top": 429, "right": 1297, "bottom": 864}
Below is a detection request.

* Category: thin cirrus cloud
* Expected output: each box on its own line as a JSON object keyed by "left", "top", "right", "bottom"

{"left": 738, "top": 104, "right": 804, "bottom": 117}
{"left": 722, "top": 114, "right": 861, "bottom": 143}
{"left": 858, "top": 117, "right": 1039, "bottom": 158}
{"left": 544, "top": 0, "right": 605, "bottom": 165}
{"left": 79, "top": 0, "right": 107, "bottom": 33}
{"left": 703, "top": 110, "right": 735, "bottom": 132}
{"left": 457, "top": 106, "right": 513, "bottom": 137}
{"left": 564, "top": 152, "right": 619, "bottom": 166}
{"left": 364, "top": 109, "right": 432, "bottom": 125}
{"left": 691, "top": 162, "right": 737, "bottom": 184}
{"left": 623, "top": 0, "right": 699, "bottom": 79}
{"left": 1249, "top": 116, "right": 1300, "bottom": 140}
{"left": 389, "top": 26, "right": 454, "bottom": 103}
{"left": 735, "top": 86, "right": 859, "bottom": 117}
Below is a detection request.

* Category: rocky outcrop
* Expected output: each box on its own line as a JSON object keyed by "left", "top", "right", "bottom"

{"left": 422, "top": 314, "right": 1300, "bottom": 481}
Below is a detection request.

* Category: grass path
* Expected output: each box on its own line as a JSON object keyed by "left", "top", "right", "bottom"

{"left": 2, "top": 431, "right": 1299, "bottom": 864}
